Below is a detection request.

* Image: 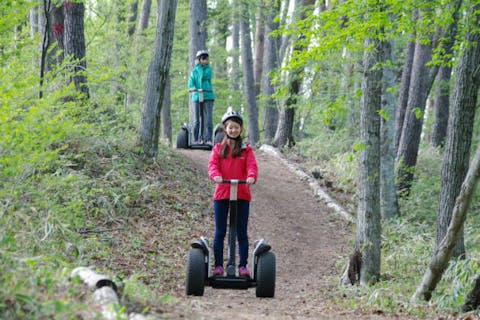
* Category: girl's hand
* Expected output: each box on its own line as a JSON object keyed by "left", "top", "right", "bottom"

{"left": 246, "top": 177, "right": 255, "bottom": 185}
{"left": 213, "top": 176, "right": 223, "bottom": 183}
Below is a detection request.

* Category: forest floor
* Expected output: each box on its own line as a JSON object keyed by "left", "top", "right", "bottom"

{"left": 150, "top": 147, "right": 411, "bottom": 320}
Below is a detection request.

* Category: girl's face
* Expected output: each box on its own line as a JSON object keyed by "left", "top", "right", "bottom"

{"left": 225, "top": 120, "right": 242, "bottom": 139}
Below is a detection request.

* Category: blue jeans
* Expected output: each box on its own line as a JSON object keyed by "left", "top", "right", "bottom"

{"left": 193, "top": 100, "right": 213, "bottom": 142}
{"left": 213, "top": 199, "right": 250, "bottom": 268}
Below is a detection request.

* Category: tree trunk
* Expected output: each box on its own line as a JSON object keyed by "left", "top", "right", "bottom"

{"left": 412, "top": 5, "right": 480, "bottom": 300}
{"left": 430, "top": 65, "right": 451, "bottom": 148}
{"left": 137, "top": 0, "right": 152, "bottom": 32}
{"left": 435, "top": 0, "right": 475, "bottom": 260}
{"left": 356, "top": 36, "right": 383, "bottom": 285}
{"left": 63, "top": 0, "right": 89, "bottom": 98}
{"left": 127, "top": 0, "right": 138, "bottom": 37}
{"left": 240, "top": 0, "right": 259, "bottom": 145}
{"left": 261, "top": 0, "right": 281, "bottom": 142}
{"left": 271, "top": 0, "right": 314, "bottom": 149}
{"left": 188, "top": 0, "right": 207, "bottom": 135}
{"left": 230, "top": 7, "right": 240, "bottom": 92}
{"left": 394, "top": 32, "right": 415, "bottom": 151}
{"left": 161, "top": 77, "right": 172, "bottom": 145}
{"left": 380, "top": 38, "right": 398, "bottom": 220}
{"left": 138, "top": 0, "right": 177, "bottom": 157}
{"left": 396, "top": 33, "right": 437, "bottom": 193}
{"left": 430, "top": 0, "right": 462, "bottom": 148}
{"left": 253, "top": 0, "right": 265, "bottom": 98}
{"left": 51, "top": 4, "right": 64, "bottom": 66}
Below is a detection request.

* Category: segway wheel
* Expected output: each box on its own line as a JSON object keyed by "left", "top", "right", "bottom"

{"left": 214, "top": 130, "right": 224, "bottom": 145}
{"left": 185, "top": 248, "right": 206, "bottom": 296}
{"left": 176, "top": 129, "right": 188, "bottom": 149}
{"left": 255, "top": 251, "right": 276, "bottom": 298}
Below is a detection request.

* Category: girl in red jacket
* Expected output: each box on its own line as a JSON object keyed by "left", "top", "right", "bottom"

{"left": 207, "top": 109, "right": 258, "bottom": 278}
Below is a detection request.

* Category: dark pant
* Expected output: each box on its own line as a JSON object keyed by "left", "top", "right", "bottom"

{"left": 193, "top": 100, "right": 213, "bottom": 142}
{"left": 213, "top": 199, "right": 250, "bottom": 268}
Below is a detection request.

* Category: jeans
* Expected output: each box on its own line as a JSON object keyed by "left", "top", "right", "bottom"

{"left": 213, "top": 199, "right": 250, "bottom": 268}
{"left": 193, "top": 100, "right": 213, "bottom": 142}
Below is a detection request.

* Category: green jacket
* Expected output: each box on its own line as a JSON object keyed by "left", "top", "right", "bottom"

{"left": 188, "top": 63, "right": 215, "bottom": 102}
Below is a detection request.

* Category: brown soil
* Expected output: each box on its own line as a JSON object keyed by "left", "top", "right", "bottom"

{"left": 158, "top": 148, "right": 384, "bottom": 320}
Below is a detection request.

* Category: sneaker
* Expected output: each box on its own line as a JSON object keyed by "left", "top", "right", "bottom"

{"left": 213, "top": 266, "right": 224, "bottom": 276}
{"left": 239, "top": 266, "right": 250, "bottom": 278}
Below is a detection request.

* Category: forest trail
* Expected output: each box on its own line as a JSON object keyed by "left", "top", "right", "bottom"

{"left": 164, "top": 148, "right": 389, "bottom": 319}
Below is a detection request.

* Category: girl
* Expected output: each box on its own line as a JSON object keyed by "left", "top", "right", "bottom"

{"left": 207, "top": 109, "right": 258, "bottom": 277}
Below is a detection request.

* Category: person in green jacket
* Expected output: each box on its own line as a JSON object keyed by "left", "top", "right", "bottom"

{"left": 188, "top": 50, "right": 215, "bottom": 145}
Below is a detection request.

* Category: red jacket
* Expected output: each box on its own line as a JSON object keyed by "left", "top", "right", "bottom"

{"left": 208, "top": 141, "right": 258, "bottom": 201}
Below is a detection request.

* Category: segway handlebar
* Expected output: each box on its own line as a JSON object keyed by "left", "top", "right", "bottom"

{"left": 220, "top": 179, "right": 247, "bottom": 184}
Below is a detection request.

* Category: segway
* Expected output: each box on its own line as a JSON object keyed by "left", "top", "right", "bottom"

{"left": 185, "top": 179, "right": 276, "bottom": 298}
{"left": 176, "top": 89, "right": 214, "bottom": 150}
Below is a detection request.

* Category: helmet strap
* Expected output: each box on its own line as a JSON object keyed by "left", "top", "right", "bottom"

{"left": 226, "top": 134, "right": 241, "bottom": 141}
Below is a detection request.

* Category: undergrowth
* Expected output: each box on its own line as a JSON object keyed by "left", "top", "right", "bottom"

{"left": 294, "top": 129, "right": 480, "bottom": 318}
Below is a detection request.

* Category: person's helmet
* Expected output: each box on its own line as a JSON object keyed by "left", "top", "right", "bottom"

{"left": 221, "top": 108, "right": 243, "bottom": 125}
{"left": 195, "top": 50, "right": 209, "bottom": 59}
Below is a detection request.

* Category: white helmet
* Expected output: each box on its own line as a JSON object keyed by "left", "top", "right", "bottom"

{"left": 195, "top": 50, "right": 209, "bottom": 58}
{"left": 221, "top": 108, "right": 243, "bottom": 125}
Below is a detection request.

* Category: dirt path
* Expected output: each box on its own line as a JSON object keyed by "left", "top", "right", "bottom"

{"left": 168, "top": 148, "right": 365, "bottom": 319}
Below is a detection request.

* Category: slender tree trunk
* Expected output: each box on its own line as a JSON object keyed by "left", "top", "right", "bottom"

{"left": 430, "top": 0, "right": 462, "bottom": 148}
{"left": 272, "top": 0, "right": 314, "bottom": 148}
{"left": 261, "top": 0, "right": 281, "bottom": 142}
{"left": 138, "top": 0, "right": 177, "bottom": 157}
{"left": 253, "top": 0, "right": 265, "bottom": 98}
{"left": 380, "top": 38, "right": 398, "bottom": 220}
{"left": 161, "top": 77, "right": 172, "bottom": 145}
{"left": 188, "top": 0, "right": 207, "bottom": 136}
{"left": 430, "top": 65, "right": 452, "bottom": 148}
{"left": 63, "top": 0, "right": 89, "bottom": 98}
{"left": 127, "top": 0, "right": 138, "bottom": 37}
{"left": 230, "top": 6, "right": 240, "bottom": 92}
{"left": 38, "top": 0, "right": 52, "bottom": 98}
{"left": 240, "top": 0, "right": 259, "bottom": 145}
{"left": 396, "top": 33, "right": 438, "bottom": 193}
{"left": 356, "top": 36, "right": 383, "bottom": 285}
{"left": 51, "top": 4, "right": 64, "bottom": 66}
{"left": 394, "top": 33, "right": 415, "bottom": 151}
{"left": 137, "top": 0, "right": 152, "bottom": 32}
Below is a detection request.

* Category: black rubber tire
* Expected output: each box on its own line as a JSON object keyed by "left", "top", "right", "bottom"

{"left": 214, "top": 130, "right": 224, "bottom": 145}
{"left": 255, "top": 251, "right": 275, "bottom": 298}
{"left": 176, "top": 129, "right": 188, "bottom": 149}
{"left": 185, "top": 248, "right": 206, "bottom": 296}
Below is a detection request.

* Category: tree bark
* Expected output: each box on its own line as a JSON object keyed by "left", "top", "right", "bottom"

{"left": 394, "top": 32, "right": 415, "bottom": 151}
{"left": 127, "top": 0, "right": 138, "bottom": 37}
{"left": 161, "top": 77, "right": 172, "bottom": 145}
{"left": 240, "top": 0, "right": 259, "bottom": 145}
{"left": 188, "top": 0, "right": 207, "bottom": 135}
{"left": 396, "top": 32, "right": 438, "bottom": 193}
{"left": 272, "top": 0, "right": 314, "bottom": 148}
{"left": 230, "top": 6, "right": 240, "bottom": 92}
{"left": 137, "top": 0, "right": 152, "bottom": 32}
{"left": 356, "top": 36, "right": 383, "bottom": 285}
{"left": 261, "top": 0, "right": 281, "bottom": 142}
{"left": 430, "top": 0, "right": 462, "bottom": 148}
{"left": 63, "top": 0, "right": 89, "bottom": 98}
{"left": 380, "top": 38, "right": 398, "bottom": 220}
{"left": 138, "top": 0, "right": 177, "bottom": 157}
{"left": 412, "top": 5, "right": 480, "bottom": 300}
{"left": 253, "top": 0, "right": 265, "bottom": 98}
